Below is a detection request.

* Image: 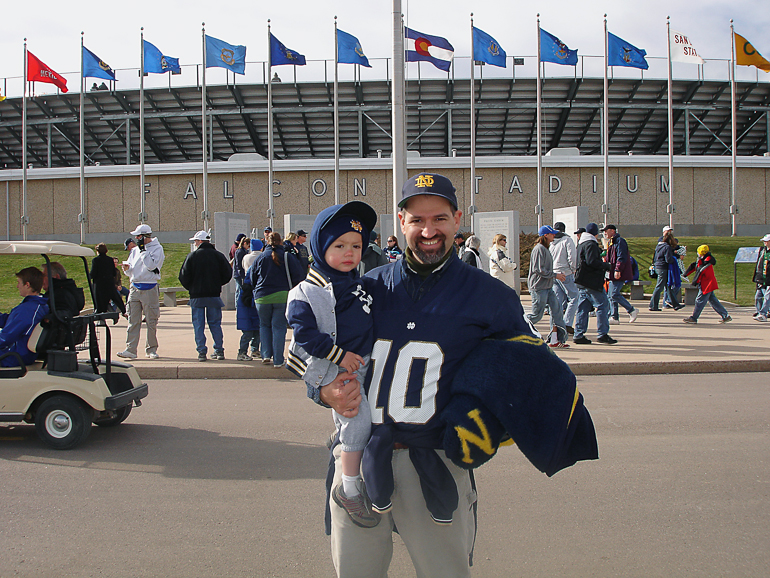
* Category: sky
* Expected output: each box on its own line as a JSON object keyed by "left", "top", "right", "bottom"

{"left": 1, "top": 0, "right": 768, "bottom": 97}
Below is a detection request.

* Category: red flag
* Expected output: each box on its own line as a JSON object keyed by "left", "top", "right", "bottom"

{"left": 27, "top": 51, "right": 68, "bottom": 93}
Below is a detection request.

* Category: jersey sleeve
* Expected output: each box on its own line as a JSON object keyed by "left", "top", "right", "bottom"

{"left": 286, "top": 299, "right": 336, "bottom": 360}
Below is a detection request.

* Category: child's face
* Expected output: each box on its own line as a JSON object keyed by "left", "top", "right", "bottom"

{"left": 324, "top": 231, "right": 363, "bottom": 273}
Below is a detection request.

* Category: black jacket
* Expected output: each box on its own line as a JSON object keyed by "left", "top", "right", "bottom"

{"left": 91, "top": 253, "right": 117, "bottom": 287}
{"left": 574, "top": 237, "right": 610, "bottom": 291}
{"left": 44, "top": 278, "right": 85, "bottom": 320}
{"left": 178, "top": 242, "right": 233, "bottom": 298}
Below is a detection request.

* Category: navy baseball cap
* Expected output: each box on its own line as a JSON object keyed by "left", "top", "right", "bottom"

{"left": 538, "top": 225, "right": 559, "bottom": 236}
{"left": 586, "top": 223, "right": 599, "bottom": 235}
{"left": 601, "top": 224, "right": 617, "bottom": 232}
{"left": 297, "top": 229, "right": 307, "bottom": 237}
{"left": 574, "top": 227, "right": 586, "bottom": 235}
{"left": 399, "top": 173, "right": 458, "bottom": 210}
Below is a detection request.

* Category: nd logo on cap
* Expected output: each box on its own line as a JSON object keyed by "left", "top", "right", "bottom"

{"left": 414, "top": 175, "right": 435, "bottom": 188}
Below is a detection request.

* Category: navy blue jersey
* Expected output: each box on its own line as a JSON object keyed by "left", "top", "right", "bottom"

{"left": 363, "top": 254, "right": 532, "bottom": 434}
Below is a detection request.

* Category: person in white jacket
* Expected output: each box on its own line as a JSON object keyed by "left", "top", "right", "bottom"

{"left": 549, "top": 222, "right": 579, "bottom": 333}
{"left": 488, "top": 233, "right": 517, "bottom": 290}
{"left": 118, "top": 224, "right": 165, "bottom": 360}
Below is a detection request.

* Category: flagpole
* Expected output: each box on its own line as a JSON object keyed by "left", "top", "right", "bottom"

{"left": 602, "top": 15, "right": 609, "bottom": 227}
{"left": 729, "top": 20, "right": 737, "bottom": 237}
{"left": 201, "top": 24, "right": 209, "bottom": 233}
{"left": 536, "top": 14, "right": 543, "bottom": 230}
{"left": 666, "top": 16, "right": 674, "bottom": 230}
{"left": 22, "top": 39, "right": 28, "bottom": 241}
{"left": 469, "top": 16, "right": 476, "bottom": 222}
{"left": 334, "top": 16, "right": 340, "bottom": 205}
{"left": 140, "top": 27, "right": 146, "bottom": 225}
{"left": 79, "top": 32, "right": 86, "bottom": 245}
{"left": 392, "top": 0, "right": 407, "bottom": 238}
{"left": 267, "top": 20, "right": 275, "bottom": 230}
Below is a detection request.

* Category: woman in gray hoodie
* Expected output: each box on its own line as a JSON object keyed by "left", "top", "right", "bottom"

{"left": 527, "top": 226, "right": 569, "bottom": 347}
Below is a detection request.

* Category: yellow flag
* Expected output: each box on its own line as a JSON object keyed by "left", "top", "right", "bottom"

{"left": 735, "top": 32, "right": 770, "bottom": 72}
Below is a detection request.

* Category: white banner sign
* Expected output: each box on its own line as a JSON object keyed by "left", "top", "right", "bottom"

{"left": 670, "top": 29, "right": 705, "bottom": 64}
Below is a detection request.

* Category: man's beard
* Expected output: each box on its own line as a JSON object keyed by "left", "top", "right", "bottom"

{"left": 413, "top": 236, "right": 447, "bottom": 264}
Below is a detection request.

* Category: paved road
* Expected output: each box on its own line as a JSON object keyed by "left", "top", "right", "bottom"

{"left": 2, "top": 373, "right": 769, "bottom": 578}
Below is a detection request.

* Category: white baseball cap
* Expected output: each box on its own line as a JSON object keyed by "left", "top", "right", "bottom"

{"left": 130, "top": 223, "right": 153, "bottom": 236}
{"left": 662, "top": 226, "right": 673, "bottom": 233}
{"left": 189, "top": 230, "right": 210, "bottom": 241}
{"left": 761, "top": 234, "right": 770, "bottom": 242}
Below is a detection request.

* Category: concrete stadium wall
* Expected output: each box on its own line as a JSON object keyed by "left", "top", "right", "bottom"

{"left": 1, "top": 154, "right": 768, "bottom": 242}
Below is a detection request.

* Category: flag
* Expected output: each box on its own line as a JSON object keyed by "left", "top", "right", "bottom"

{"left": 27, "top": 51, "right": 68, "bottom": 92}
{"left": 337, "top": 29, "right": 370, "bottom": 67}
{"left": 270, "top": 33, "right": 306, "bottom": 66}
{"left": 205, "top": 35, "right": 246, "bottom": 74}
{"left": 405, "top": 27, "right": 454, "bottom": 72}
{"left": 83, "top": 46, "right": 116, "bottom": 80}
{"left": 540, "top": 28, "right": 578, "bottom": 66}
{"left": 735, "top": 32, "right": 770, "bottom": 72}
{"left": 607, "top": 32, "right": 648, "bottom": 69}
{"left": 143, "top": 40, "right": 181, "bottom": 74}
{"left": 473, "top": 27, "right": 506, "bottom": 67}
{"left": 669, "top": 29, "right": 704, "bottom": 65}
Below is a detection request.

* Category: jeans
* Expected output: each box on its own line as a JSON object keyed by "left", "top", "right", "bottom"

{"left": 234, "top": 277, "right": 243, "bottom": 302}
{"left": 755, "top": 286, "right": 770, "bottom": 316}
{"left": 650, "top": 267, "right": 680, "bottom": 309}
{"left": 574, "top": 287, "right": 610, "bottom": 339}
{"left": 527, "top": 288, "right": 568, "bottom": 343}
{"left": 256, "top": 302, "right": 288, "bottom": 365}
{"left": 239, "top": 330, "right": 260, "bottom": 355}
{"left": 691, "top": 290, "right": 728, "bottom": 321}
{"left": 608, "top": 279, "right": 634, "bottom": 319}
{"left": 191, "top": 305, "right": 223, "bottom": 355}
{"left": 553, "top": 273, "right": 579, "bottom": 327}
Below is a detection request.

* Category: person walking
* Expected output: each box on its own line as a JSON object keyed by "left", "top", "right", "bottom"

{"left": 91, "top": 243, "right": 126, "bottom": 319}
{"left": 573, "top": 223, "right": 616, "bottom": 345}
{"left": 650, "top": 227, "right": 684, "bottom": 311}
{"left": 682, "top": 245, "right": 732, "bottom": 324}
{"left": 602, "top": 225, "right": 639, "bottom": 324}
{"left": 753, "top": 234, "right": 770, "bottom": 322}
{"left": 178, "top": 230, "right": 233, "bottom": 361}
{"left": 488, "top": 233, "right": 517, "bottom": 290}
{"left": 248, "top": 232, "right": 305, "bottom": 368}
{"left": 118, "top": 224, "right": 165, "bottom": 360}
{"left": 460, "top": 235, "right": 484, "bottom": 269}
{"left": 527, "top": 226, "right": 569, "bottom": 347}
{"left": 550, "top": 222, "right": 578, "bottom": 334}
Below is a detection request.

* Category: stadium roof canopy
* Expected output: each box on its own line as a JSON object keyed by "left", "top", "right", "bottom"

{"left": 0, "top": 74, "right": 768, "bottom": 170}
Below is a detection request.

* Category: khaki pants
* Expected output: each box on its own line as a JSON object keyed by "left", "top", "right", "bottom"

{"left": 330, "top": 446, "right": 477, "bottom": 578}
{"left": 125, "top": 285, "right": 160, "bottom": 355}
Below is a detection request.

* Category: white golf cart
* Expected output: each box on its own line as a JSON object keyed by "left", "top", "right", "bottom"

{"left": 0, "top": 241, "right": 148, "bottom": 449}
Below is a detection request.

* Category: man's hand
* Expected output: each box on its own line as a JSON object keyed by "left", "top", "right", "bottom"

{"left": 319, "top": 371, "right": 361, "bottom": 416}
{"left": 556, "top": 273, "right": 567, "bottom": 282}
{"left": 339, "top": 351, "right": 364, "bottom": 374}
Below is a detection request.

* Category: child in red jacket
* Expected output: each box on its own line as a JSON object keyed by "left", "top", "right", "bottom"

{"left": 682, "top": 245, "right": 731, "bottom": 324}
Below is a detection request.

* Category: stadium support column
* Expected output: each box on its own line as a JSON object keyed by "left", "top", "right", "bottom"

{"left": 392, "top": 0, "right": 407, "bottom": 239}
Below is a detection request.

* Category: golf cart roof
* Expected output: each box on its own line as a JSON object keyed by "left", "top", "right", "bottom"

{"left": 0, "top": 241, "right": 95, "bottom": 258}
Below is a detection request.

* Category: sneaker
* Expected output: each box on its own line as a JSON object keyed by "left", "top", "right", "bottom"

{"left": 649, "top": 307, "right": 662, "bottom": 312}
{"left": 117, "top": 350, "right": 137, "bottom": 359}
{"left": 719, "top": 315, "right": 732, "bottom": 324}
{"left": 273, "top": 362, "right": 286, "bottom": 369}
{"left": 755, "top": 314, "right": 768, "bottom": 322}
{"left": 609, "top": 317, "right": 620, "bottom": 325}
{"left": 331, "top": 484, "right": 380, "bottom": 528}
{"left": 261, "top": 357, "right": 272, "bottom": 365}
{"left": 664, "top": 303, "right": 674, "bottom": 309}
{"left": 573, "top": 336, "right": 592, "bottom": 345}
{"left": 752, "top": 312, "right": 760, "bottom": 319}
{"left": 682, "top": 317, "right": 697, "bottom": 324}
{"left": 566, "top": 325, "right": 574, "bottom": 335}
{"left": 210, "top": 352, "right": 225, "bottom": 360}
{"left": 674, "top": 304, "right": 686, "bottom": 311}
{"left": 549, "top": 342, "right": 570, "bottom": 348}
{"left": 146, "top": 352, "right": 159, "bottom": 360}
{"left": 236, "top": 352, "right": 253, "bottom": 361}
{"left": 588, "top": 311, "right": 596, "bottom": 317}
{"left": 628, "top": 308, "right": 638, "bottom": 323}
{"left": 198, "top": 352, "right": 207, "bottom": 362}
{"left": 250, "top": 349, "right": 260, "bottom": 358}
{"left": 597, "top": 334, "right": 618, "bottom": 345}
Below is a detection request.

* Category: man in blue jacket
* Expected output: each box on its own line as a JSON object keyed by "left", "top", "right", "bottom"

{"left": 0, "top": 267, "right": 49, "bottom": 367}
{"left": 602, "top": 225, "right": 639, "bottom": 324}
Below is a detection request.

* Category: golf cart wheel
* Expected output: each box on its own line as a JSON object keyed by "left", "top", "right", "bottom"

{"left": 35, "top": 395, "right": 92, "bottom": 450}
{"left": 94, "top": 405, "right": 132, "bottom": 427}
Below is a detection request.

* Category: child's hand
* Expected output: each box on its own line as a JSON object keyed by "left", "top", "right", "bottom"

{"left": 340, "top": 352, "right": 364, "bottom": 373}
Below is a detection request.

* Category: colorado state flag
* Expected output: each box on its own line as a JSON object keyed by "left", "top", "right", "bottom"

{"left": 405, "top": 27, "right": 454, "bottom": 72}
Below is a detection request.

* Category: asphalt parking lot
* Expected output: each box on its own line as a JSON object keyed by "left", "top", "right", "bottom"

{"left": 2, "top": 372, "right": 769, "bottom": 578}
